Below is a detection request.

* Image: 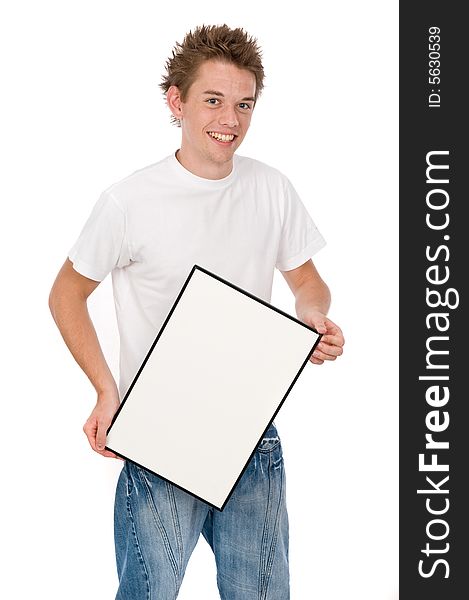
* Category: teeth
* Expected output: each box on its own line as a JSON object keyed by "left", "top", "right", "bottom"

{"left": 208, "top": 132, "right": 235, "bottom": 142}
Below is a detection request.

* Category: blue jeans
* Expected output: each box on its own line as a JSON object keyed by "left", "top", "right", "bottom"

{"left": 114, "top": 423, "right": 289, "bottom": 599}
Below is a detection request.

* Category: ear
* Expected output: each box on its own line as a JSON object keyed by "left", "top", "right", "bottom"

{"left": 166, "top": 85, "right": 184, "bottom": 122}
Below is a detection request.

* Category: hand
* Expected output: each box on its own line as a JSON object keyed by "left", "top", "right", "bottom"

{"left": 300, "top": 311, "right": 345, "bottom": 365}
{"left": 83, "top": 389, "right": 124, "bottom": 460}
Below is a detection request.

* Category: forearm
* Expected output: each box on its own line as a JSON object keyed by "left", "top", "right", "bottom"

{"left": 294, "top": 277, "right": 331, "bottom": 322}
{"left": 49, "top": 291, "right": 117, "bottom": 396}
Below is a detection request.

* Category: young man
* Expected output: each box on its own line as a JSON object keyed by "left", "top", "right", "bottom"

{"left": 49, "top": 24, "right": 344, "bottom": 599}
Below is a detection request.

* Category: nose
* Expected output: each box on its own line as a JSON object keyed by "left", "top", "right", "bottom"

{"left": 219, "top": 105, "right": 239, "bottom": 128}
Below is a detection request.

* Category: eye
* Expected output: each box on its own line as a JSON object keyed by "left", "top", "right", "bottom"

{"left": 205, "top": 98, "right": 220, "bottom": 105}
{"left": 239, "top": 102, "right": 252, "bottom": 110}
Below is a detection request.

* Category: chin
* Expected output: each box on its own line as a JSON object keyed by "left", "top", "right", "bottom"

{"left": 208, "top": 150, "right": 235, "bottom": 163}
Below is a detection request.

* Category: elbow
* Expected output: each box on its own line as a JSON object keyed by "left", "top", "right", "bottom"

{"left": 48, "top": 276, "right": 65, "bottom": 321}
{"left": 48, "top": 285, "right": 58, "bottom": 321}
{"left": 324, "top": 282, "right": 332, "bottom": 310}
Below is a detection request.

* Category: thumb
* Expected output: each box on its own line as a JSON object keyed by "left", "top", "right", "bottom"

{"left": 96, "top": 420, "right": 107, "bottom": 450}
{"left": 313, "top": 318, "right": 327, "bottom": 335}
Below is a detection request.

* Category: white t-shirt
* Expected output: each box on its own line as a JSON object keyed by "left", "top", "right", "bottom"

{"left": 68, "top": 152, "right": 326, "bottom": 398}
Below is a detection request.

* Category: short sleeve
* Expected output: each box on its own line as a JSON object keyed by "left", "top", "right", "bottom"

{"left": 275, "top": 177, "right": 326, "bottom": 271}
{"left": 68, "top": 190, "right": 131, "bottom": 282}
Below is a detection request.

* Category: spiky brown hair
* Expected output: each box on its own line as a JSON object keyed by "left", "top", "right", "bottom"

{"left": 160, "top": 24, "right": 265, "bottom": 126}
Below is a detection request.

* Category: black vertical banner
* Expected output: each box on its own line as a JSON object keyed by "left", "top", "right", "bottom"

{"left": 400, "top": 3, "right": 467, "bottom": 598}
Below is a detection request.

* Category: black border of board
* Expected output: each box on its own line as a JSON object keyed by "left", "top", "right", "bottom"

{"left": 105, "top": 264, "right": 322, "bottom": 511}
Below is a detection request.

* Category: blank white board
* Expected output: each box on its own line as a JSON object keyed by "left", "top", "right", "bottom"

{"left": 106, "top": 265, "right": 320, "bottom": 510}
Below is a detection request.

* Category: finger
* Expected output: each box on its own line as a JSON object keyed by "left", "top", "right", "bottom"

{"left": 320, "top": 333, "right": 345, "bottom": 347}
{"left": 312, "top": 347, "right": 337, "bottom": 362}
{"left": 83, "top": 418, "right": 122, "bottom": 458}
{"left": 100, "top": 449, "right": 124, "bottom": 460}
{"left": 309, "top": 354, "right": 324, "bottom": 365}
{"left": 317, "top": 342, "right": 343, "bottom": 357}
{"left": 83, "top": 419, "right": 98, "bottom": 451}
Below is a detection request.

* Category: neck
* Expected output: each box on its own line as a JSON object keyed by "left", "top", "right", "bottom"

{"left": 175, "top": 148, "right": 233, "bottom": 180}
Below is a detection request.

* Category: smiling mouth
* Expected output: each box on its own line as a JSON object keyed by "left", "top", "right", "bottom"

{"left": 207, "top": 131, "right": 237, "bottom": 144}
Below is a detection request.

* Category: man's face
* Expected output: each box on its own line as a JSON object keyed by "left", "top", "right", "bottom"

{"left": 173, "top": 60, "right": 256, "bottom": 177}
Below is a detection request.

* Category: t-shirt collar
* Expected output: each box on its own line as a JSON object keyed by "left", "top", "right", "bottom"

{"left": 168, "top": 150, "right": 237, "bottom": 187}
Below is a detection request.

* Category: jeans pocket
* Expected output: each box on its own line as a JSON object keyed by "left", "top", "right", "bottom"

{"left": 124, "top": 461, "right": 134, "bottom": 497}
{"left": 257, "top": 424, "right": 281, "bottom": 453}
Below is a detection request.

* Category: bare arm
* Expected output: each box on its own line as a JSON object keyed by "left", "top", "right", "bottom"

{"left": 281, "top": 258, "right": 331, "bottom": 319}
{"left": 281, "top": 259, "right": 344, "bottom": 365}
{"left": 49, "top": 258, "right": 122, "bottom": 459}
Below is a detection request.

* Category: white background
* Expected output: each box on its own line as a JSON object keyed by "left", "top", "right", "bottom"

{"left": 0, "top": 1, "right": 398, "bottom": 599}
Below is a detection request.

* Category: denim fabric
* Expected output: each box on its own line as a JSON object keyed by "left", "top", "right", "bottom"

{"left": 114, "top": 423, "right": 289, "bottom": 599}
